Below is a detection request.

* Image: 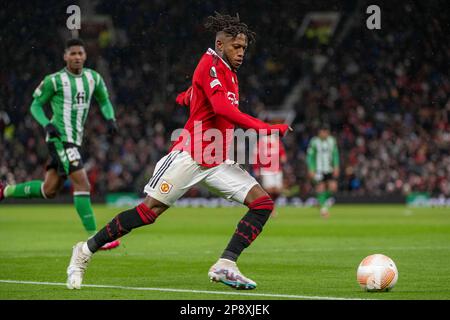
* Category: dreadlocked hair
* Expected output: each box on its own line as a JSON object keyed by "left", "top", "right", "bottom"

{"left": 204, "top": 12, "right": 256, "bottom": 44}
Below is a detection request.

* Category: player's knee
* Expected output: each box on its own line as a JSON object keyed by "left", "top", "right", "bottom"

{"left": 44, "top": 190, "right": 58, "bottom": 199}
{"left": 241, "top": 196, "right": 274, "bottom": 236}
{"left": 82, "top": 180, "right": 91, "bottom": 191}
{"left": 328, "top": 182, "right": 338, "bottom": 193}
{"left": 43, "top": 185, "right": 59, "bottom": 199}
{"left": 73, "top": 181, "right": 91, "bottom": 193}
{"left": 247, "top": 194, "right": 275, "bottom": 213}
{"left": 316, "top": 183, "right": 325, "bottom": 193}
{"left": 134, "top": 202, "right": 159, "bottom": 225}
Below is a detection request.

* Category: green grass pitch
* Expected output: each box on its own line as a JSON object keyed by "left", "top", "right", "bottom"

{"left": 0, "top": 204, "right": 449, "bottom": 300}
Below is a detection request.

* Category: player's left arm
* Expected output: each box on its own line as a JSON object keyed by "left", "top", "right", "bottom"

{"left": 93, "top": 72, "right": 117, "bottom": 134}
{"left": 198, "top": 63, "right": 291, "bottom": 135}
{"left": 332, "top": 138, "right": 340, "bottom": 178}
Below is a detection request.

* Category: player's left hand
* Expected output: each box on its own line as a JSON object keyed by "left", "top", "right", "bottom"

{"left": 106, "top": 119, "right": 118, "bottom": 136}
{"left": 270, "top": 124, "right": 293, "bottom": 137}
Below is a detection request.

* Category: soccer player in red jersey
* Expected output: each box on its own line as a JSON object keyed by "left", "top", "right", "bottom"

{"left": 66, "top": 12, "right": 292, "bottom": 290}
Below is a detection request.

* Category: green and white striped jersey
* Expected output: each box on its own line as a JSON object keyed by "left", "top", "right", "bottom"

{"left": 32, "top": 68, "right": 113, "bottom": 146}
{"left": 306, "top": 136, "right": 340, "bottom": 175}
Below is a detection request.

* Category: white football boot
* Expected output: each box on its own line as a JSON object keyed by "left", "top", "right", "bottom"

{"left": 66, "top": 242, "right": 92, "bottom": 289}
{"left": 208, "top": 258, "right": 257, "bottom": 290}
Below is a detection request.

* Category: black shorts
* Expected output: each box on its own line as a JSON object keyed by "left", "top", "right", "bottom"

{"left": 46, "top": 140, "right": 84, "bottom": 177}
{"left": 314, "top": 173, "right": 334, "bottom": 183}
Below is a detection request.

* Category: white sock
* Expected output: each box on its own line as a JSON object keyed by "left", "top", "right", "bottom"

{"left": 219, "top": 258, "right": 236, "bottom": 265}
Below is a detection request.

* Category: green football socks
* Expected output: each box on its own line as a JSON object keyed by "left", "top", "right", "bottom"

{"left": 73, "top": 192, "right": 97, "bottom": 235}
{"left": 317, "top": 191, "right": 327, "bottom": 208}
{"left": 317, "top": 191, "right": 331, "bottom": 209}
{"left": 4, "top": 180, "right": 45, "bottom": 198}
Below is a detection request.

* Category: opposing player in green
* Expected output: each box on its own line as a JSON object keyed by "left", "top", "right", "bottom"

{"left": 0, "top": 38, "right": 120, "bottom": 250}
{"left": 306, "top": 124, "right": 340, "bottom": 218}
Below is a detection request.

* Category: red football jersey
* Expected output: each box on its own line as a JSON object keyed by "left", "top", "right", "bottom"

{"left": 171, "top": 48, "right": 289, "bottom": 167}
{"left": 171, "top": 48, "right": 240, "bottom": 167}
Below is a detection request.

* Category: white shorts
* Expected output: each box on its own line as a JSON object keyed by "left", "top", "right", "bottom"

{"left": 143, "top": 151, "right": 259, "bottom": 206}
{"left": 260, "top": 170, "right": 283, "bottom": 189}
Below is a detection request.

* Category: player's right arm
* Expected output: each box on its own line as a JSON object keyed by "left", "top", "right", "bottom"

{"left": 199, "top": 64, "right": 290, "bottom": 136}
{"left": 306, "top": 138, "right": 317, "bottom": 179}
{"left": 30, "top": 75, "right": 60, "bottom": 138}
{"left": 92, "top": 71, "right": 117, "bottom": 136}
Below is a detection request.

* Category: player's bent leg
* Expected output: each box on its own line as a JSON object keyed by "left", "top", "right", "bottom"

{"left": 87, "top": 196, "right": 168, "bottom": 252}
{"left": 66, "top": 196, "right": 169, "bottom": 289}
{"left": 315, "top": 182, "right": 329, "bottom": 218}
{"left": 209, "top": 185, "right": 273, "bottom": 290}
{"left": 0, "top": 168, "right": 61, "bottom": 203}
{"left": 220, "top": 184, "right": 273, "bottom": 262}
{"left": 70, "top": 169, "right": 118, "bottom": 250}
{"left": 42, "top": 169, "right": 65, "bottom": 199}
{"left": 2, "top": 180, "right": 46, "bottom": 200}
{"left": 1, "top": 169, "right": 62, "bottom": 201}
{"left": 322, "top": 180, "right": 338, "bottom": 218}
{"left": 70, "top": 169, "right": 99, "bottom": 236}
{"left": 205, "top": 162, "right": 274, "bottom": 289}
{"left": 328, "top": 180, "right": 338, "bottom": 194}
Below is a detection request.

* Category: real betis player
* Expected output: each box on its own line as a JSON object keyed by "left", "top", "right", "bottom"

{"left": 306, "top": 124, "right": 340, "bottom": 218}
{"left": 0, "top": 38, "right": 120, "bottom": 250}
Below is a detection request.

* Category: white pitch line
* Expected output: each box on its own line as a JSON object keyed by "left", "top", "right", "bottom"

{"left": 0, "top": 279, "right": 371, "bottom": 300}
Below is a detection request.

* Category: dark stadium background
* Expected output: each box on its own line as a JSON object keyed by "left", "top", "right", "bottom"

{"left": 1, "top": 0, "right": 449, "bottom": 206}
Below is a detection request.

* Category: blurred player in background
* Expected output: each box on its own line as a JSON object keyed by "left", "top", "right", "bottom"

{"left": 0, "top": 38, "right": 120, "bottom": 250}
{"left": 307, "top": 124, "right": 340, "bottom": 218}
{"left": 66, "top": 12, "right": 292, "bottom": 291}
{"left": 252, "top": 122, "right": 287, "bottom": 217}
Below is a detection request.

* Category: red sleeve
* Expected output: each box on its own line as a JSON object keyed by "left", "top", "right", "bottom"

{"left": 194, "top": 58, "right": 289, "bottom": 135}
{"left": 199, "top": 62, "right": 287, "bottom": 134}
{"left": 175, "top": 86, "right": 192, "bottom": 107}
{"left": 210, "top": 93, "right": 272, "bottom": 131}
{"left": 210, "top": 93, "right": 290, "bottom": 135}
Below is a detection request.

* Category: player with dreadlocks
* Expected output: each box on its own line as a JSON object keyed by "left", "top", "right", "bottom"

{"left": 66, "top": 12, "right": 292, "bottom": 290}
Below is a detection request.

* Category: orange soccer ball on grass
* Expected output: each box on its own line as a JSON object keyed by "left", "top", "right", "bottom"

{"left": 357, "top": 254, "right": 398, "bottom": 292}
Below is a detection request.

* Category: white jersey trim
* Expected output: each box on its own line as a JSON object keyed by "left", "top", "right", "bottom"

{"left": 74, "top": 77, "right": 85, "bottom": 145}
{"left": 206, "top": 48, "right": 232, "bottom": 71}
{"left": 60, "top": 72, "right": 74, "bottom": 143}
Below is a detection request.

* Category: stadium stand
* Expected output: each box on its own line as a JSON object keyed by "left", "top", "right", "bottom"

{"left": 1, "top": 0, "right": 448, "bottom": 200}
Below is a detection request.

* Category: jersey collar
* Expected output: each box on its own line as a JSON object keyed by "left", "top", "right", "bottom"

{"left": 206, "top": 48, "right": 232, "bottom": 71}
{"left": 64, "top": 67, "right": 84, "bottom": 77}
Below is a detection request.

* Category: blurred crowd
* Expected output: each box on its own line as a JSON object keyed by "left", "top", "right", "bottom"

{"left": 1, "top": 1, "right": 448, "bottom": 197}
{"left": 288, "top": 1, "right": 449, "bottom": 197}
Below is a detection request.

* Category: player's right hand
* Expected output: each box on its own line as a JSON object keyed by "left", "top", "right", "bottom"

{"left": 45, "top": 123, "right": 61, "bottom": 139}
{"left": 106, "top": 119, "right": 118, "bottom": 136}
{"left": 270, "top": 124, "right": 292, "bottom": 136}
